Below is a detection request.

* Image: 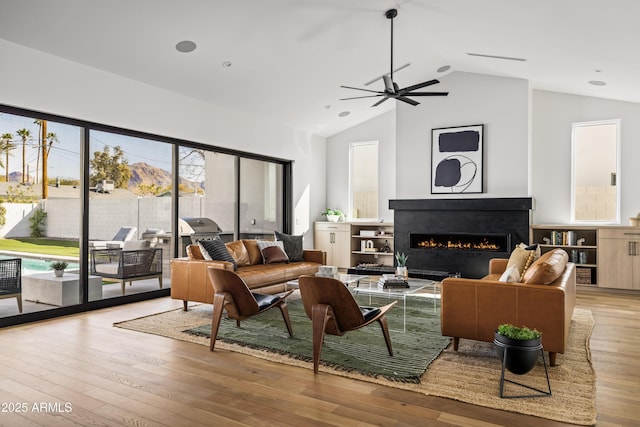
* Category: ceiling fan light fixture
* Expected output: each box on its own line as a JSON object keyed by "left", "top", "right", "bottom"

{"left": 339, "top": 8, "right": 449, "bottom": 107}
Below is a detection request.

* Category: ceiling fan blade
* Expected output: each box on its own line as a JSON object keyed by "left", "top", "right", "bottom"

{"left": 396, "top": 96, "right": 420, "bottom": 106}
{"left": 399, "top": 79, "right": 440, "bottom": 93}
{"left": 371, "top": 96, "right": 391, "bottom": 107}
{"left": 400, "top": 91, "right": 449, "bottom": 96}
{"left": 340, "top": 94, "right": 384, "bottom": 100}
{"left": 382, "top": 75, "right": 395, "bottom": 93}
{"left": 340, "top": 85, "right": 383, "bottom": 94}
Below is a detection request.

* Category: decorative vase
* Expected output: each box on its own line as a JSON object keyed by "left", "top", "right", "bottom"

{"left": 54, "top": 269, "right": 64, "bottom": 277}
{"left": 396, "top": 266, "right": 408, "bottom": 279}
{"left": 493, "top": 331, "right": 542, "bottom": 375}
{"left": 327, "top": 215, "right": 340, "bottom": 222}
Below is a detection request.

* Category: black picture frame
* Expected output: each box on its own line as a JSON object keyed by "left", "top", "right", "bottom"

{"left": 431, "top": 124, "right": 484, "bottom": 194}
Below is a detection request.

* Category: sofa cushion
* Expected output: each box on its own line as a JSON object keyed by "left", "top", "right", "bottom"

{"left": 523, "top": 248, "right": 569, "bottom": 285}
{"left": 257, "top": 240, "right": 289, "bottom": 264}
{"left": 274, "top": 231, "right": 304, "bottom": 262}
{"left": 123, "top": 240, "right": 150, "bottom": 250}
{"left": 498, "top": 264, "right": 521, "bottom": 283}
{"left": 198, "top": 238, "right": 237, "bottom": 269}
{"left": 225, "top": 240, "right": 251, "bottom": 267}
{"left": 242, "top": 240, "right": 263, "bottom": 265}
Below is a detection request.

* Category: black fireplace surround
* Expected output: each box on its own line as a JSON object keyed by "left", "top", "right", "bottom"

{"left": 390, "top": 198, "right": 532, "bottom": 279}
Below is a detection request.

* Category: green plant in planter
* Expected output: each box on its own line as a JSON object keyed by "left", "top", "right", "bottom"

{"left": 322, "top": 209, "right": 344, "bottom": 217}
{"left": 395, "top": 252, "right": 408, "bottom": 267}
{"left": 497, "top": 324, "right": 541, "bottom": 340}
{"left": 49, "top": 260, "right": 69, "bottom": 271}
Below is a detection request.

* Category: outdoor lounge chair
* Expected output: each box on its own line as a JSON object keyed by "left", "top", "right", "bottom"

{"left": 89, "top": 226, "right": 137, "bottom": 249}
{"left": 90, "top": 240, "right": 162, "bottom": 295}
{"left": 0, "top": 258, "right": 22, "bottom": 313}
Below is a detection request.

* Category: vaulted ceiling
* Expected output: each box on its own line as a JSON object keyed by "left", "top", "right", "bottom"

{"left": 1, "top": 0, "right": 637, "bottom": 137}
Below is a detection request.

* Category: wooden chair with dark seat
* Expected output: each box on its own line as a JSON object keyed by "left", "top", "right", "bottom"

{"left": 207, "top": 267, "right": 294, "bottom": 351}
{"left": 298, "top": 275, "right": 397, "bottom": 374}
{"left": 0, "top": 258, "right": 22, "bottom": 313}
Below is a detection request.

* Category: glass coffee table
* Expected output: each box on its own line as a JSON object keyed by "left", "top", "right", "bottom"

{"left": 285, "top": 274, "right": 369, "bottom": 290}
{"left": 351, "top": 278, "right": 437, "bottom": 332}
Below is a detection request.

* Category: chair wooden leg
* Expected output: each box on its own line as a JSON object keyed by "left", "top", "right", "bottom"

{"left": 278, "top": 302, "right": 294, "bottom": 337}
{"left": 549, "top": 351, "right": 557, "bottom": 367}
{"left": 183, "top": 300, "right": 188, "bottom": 311}
{"left": 453, "top": 337, "right": 460, "bottom": 351}
{"left": 210, "top": 293, "right": 226, "bottom": 351}
{"left": 121, "top": 281, "right": 126, "bottom": 295}
{"left": 311, "top": 304, "right": 330, "bottom": 374}
{"left": 16, "top": 294, "right": 22, "bottom": 313}
{"left": 158, "top": 277, "right": 163, "bottom": 289}
{"left": 377, "top": 316, "right": 394, "bottom": 356}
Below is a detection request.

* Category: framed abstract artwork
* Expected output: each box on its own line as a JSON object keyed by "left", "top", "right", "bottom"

{"left": 431, "top": 124, "right": 484, "bottom": 194}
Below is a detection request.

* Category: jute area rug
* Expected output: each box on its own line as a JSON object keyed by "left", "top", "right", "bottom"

{"left": 114, "top": 301, "right": 596, "bottom": 426}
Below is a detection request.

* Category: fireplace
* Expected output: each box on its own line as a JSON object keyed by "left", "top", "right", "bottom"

{"left": 390, "top": 198, "right": 532, "bottom": 278}
{"left": 410, "top": 233, "right": 509, "bottom": 252}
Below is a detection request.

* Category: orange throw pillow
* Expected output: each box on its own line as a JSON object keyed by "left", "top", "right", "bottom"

{"left": 522, "top": 249, "right": 568, "bottom": 285}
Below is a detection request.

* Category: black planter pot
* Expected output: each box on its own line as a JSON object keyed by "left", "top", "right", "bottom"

{"left": 493, "top": 331, "right": 542, "bottom": 375}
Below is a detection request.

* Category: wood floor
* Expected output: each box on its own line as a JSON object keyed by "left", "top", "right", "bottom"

{"left": 0, "top": 289, "right": 638, "bottom": 426}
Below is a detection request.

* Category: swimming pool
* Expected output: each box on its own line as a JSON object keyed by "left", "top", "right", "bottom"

{"left": 0, "top": 256, "right": 79, "bottom": 275}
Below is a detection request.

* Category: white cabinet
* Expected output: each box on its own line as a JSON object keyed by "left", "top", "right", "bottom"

{"left": 314, "top": 222, "right": 351, "bottom": 268}
{"left": 598, "top": 227, "right": 640, "bottom": 290}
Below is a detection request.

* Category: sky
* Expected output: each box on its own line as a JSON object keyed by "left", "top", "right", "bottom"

{"left": 0, "top": 112, "right": 173, "bottom": 181}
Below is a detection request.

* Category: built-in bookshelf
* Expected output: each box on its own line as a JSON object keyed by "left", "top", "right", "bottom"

{"left": 530, "top": 225, "right": 598, "bottom": 286}
{"left": 350, "top": 222, "right": 395, "bottom": 269}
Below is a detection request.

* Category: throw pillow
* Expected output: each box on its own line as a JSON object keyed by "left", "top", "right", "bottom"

{"left": 507, "top": 243, "right": 539, "bottom": 281}
{"left": 498, "top": 265, "right": 521, "bottom": 283}
{"left": 242, "top": 240, "right": 263, "bottom": 265}
{"left": 198, "top": 237, "right": 237, "bottom": 269}
{"left": 225, "top": 240, "right": 251, "bottom": 267}
{"left": 256, "top": 240, "right": 289, "bottom": 264}
{"left": 274, "top": 231, "right": 304, "bottom": 262}
{"left": 522, "top": 248, "right": 569, "bottom": 285}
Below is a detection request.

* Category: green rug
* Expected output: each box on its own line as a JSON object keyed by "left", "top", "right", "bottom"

{"left": 184, "top": 295, "right": 449, "bottom": 383}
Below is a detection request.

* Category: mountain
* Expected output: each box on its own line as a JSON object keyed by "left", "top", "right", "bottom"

{"left": 128, "top": 162, "right": 204, "bottom": 194}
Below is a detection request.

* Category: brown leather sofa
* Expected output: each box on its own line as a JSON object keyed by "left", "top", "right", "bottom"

{"left": 171, "top": 240, "right": 325, "bottom": 310}
{"left": 440, "top": 252, "right": 576, "bottom": 366}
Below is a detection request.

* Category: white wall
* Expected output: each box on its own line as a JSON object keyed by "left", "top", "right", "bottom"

{"left": 326, "top": 110, "right": 395, "bottom": 222}
{"left": 532, "top": 90, "right": 640, "bottom": 224}
{"left": 396, "top": 72, "right": 530, "bottom": 198}
{"left": 0, "top": 39, "right": 326, "bottom": 246}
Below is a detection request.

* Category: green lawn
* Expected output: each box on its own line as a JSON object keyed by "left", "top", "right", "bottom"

{"left": 0, "top": 238, "right": 80, "bottom": 257}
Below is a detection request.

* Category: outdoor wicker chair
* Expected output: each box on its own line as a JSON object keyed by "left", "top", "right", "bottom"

{"left": 0, "top": 258, "right": 22, "bottom": 313}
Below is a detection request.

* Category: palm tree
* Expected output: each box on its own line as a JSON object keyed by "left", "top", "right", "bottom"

{"left": 33, "top": 119, "right": 43, "bottom": 184}
{"left": 0, "top": 133, "right": 13, "bottom": 181}
{"left": 15, "top": 128, "right": 31, "bottom": 184}
{"left": 42, "top": 131, "right": 58, "bottom": 199}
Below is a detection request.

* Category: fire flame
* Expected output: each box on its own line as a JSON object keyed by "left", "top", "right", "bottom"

{"left": 417, "top": 238, "right": 499, "bottom": 250}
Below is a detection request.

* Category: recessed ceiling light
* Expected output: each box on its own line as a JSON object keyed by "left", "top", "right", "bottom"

{"left": 338, "top": 111, "right": 350, "bottom": 117}
{"left": 175, "top": 40, "right": 197, "bottom": 53}
{"left": 222, "top": 61, "right": 232, "bottom": 68}
{"left": 437, "top": 65, "right": 451, "bottom": 73}
{"left": 588, "top": 80, "right": 607, "bottom": 86}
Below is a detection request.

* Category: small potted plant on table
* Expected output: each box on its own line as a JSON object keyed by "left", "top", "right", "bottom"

{"left": 50, "top": 260, "right": 69, "bottom": 277}
{"left": 395, "top": 252, "right": 408, "bottom": 279}
{"left": 322, "top": 209, "right": 344, "bottom": 222}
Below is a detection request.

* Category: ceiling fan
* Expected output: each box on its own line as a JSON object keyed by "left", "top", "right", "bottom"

{"left": 340, "top": 8, "right": 448, "bottom": 107}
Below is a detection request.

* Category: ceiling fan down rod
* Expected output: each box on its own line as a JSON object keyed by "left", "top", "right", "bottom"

{"left": 386, "top": 8, "right": 397, "bottom": 83}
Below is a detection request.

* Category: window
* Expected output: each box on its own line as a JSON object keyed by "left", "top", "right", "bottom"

{"left": 571, "top": 119, "right": 620, "bottom": 223}
{"left": 349, "top": 141, "right": 378, "bottom": 220}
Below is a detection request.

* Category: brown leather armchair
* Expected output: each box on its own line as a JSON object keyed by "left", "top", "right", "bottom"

{"left": 440, "top": 257, "right": 576, "bottom": 366}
